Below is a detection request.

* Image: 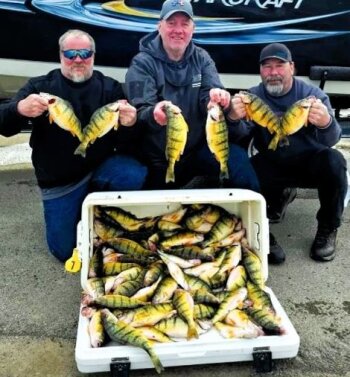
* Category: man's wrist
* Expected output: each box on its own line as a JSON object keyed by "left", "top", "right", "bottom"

{"left": 316, "top": 115, "right": 332, "bottom": 129}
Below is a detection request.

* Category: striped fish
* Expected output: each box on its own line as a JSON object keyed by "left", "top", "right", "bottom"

{"left": 268, "top": 96, "right": 314, "bottom": 150}
{"left": 206, "top": 104, "right": 230, "bottom": 180}
{"left": 74, "top": 102, "right": 120, "bottom": 157}
{"left": 101, "top": 309, "right": 164, "bottom": 374}
{"left": 242, "top": 246, "right": 264, "bottom": 289}
{"left": 164, "top": 103, "right": 189, "bottom": 183}
{"left": 239, "top": 91, "right": 280, "bottom": 135}
{"left": 173, "top": 289, "right": 199, "bottom": 340}
{"left": 40, "top": 92, "right": 83, "bottom": 141}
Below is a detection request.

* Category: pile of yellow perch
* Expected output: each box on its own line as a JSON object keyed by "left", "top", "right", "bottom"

{"left": 80, "top": 203, "right": 284, "bottom": 374}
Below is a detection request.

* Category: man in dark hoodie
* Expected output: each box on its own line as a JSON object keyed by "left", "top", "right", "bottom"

{"left": 125, "top": 0, "right": 259, "bottom": 192}
{"left": 228, "top": 43, "right": 348, "bottom": 264}
{"left": 0, "top": 29, "right": 147, "bottom": 262}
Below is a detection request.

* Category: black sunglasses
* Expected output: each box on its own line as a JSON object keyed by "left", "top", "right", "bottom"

{"left": 62, "top": 49, "right": 94, "bottom": 60}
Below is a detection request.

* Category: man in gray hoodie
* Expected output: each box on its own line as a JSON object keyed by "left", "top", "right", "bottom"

{"left": 125, "top": 0, "right": 259, "bottom": 191}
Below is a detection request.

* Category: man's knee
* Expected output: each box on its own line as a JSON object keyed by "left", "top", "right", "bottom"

{"left": 92, "top": 155, "right": 147, "bottom": 190}
{"left": 319, "top": 149, "right": 347, "bottom": 182}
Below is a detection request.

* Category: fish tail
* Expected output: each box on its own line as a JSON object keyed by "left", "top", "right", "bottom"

{"left": 165, "top": 163, "right": 175, "bottom": 183}
{"left": 147, "top": 348, "right": 164, "bottom": 374}
{"left": 268, "top": 134, "right": 279, "bottom": 151}
{"left": 219, "top": 164, "right": 229, "bottom": 181}
{"left": 74, "top": 142, "right": 87, "bottom": 158}
{"left": 187, "top": 322, "right": 199, "bottom": 340}
{"left": 279, "top": 135, "right": 289, "bottom": 147}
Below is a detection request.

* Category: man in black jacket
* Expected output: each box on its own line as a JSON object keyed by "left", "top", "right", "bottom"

{"left": 0, "top": 29, "right": 147, "bottom": 262}
{"left": 228, "top": 43, "right": 347, "bottom": 264}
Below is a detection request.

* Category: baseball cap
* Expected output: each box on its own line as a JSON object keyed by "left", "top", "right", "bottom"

{"left": 160, "top": 0, "right": 194, "bottom": 20}
{"left": 259, "top": 43, "right": 292, "bottom": 63}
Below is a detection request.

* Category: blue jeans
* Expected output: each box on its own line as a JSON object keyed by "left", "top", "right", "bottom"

{"left": 42, "top": 155, "right": 147, "bottom": 262}
{"left": 252, "top": 148, "right": 347, "bottom": 229}
{"left": 195, "top": 143, "right": 260, "bottom": 192}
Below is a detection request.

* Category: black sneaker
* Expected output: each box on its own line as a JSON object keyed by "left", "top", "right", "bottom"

{"left": 268, "top": 188, "right": 297, "bottom": 224}
{"left": 268, "top": 233, "right": 286, "bottom": 264}
{"left": 310, "top": 227, "right": 337, "bottom": 262}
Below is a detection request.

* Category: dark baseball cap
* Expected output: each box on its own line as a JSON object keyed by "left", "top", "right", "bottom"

{"left": 259, "top": 43, "right": 292, "bottom": 63}
{"left": 160, "top": 0, "right": 194, "bottom": 20}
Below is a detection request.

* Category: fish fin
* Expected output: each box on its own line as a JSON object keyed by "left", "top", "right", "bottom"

{"left": 148, "top": 349, "right": 165, "bottom": 374}
{"left": 187, "top": 323, "right": 199, "bottom": 340}
{"left": 220, "top": 163, "right": 229, "bottom": 180}
{"left": 74, "top": 143, "right": 87, "bottom": 158}
{"left": 268, "top": 134, "right": 279, "bottom": 151}
{"left": 278, "top": 136, "right": 289, "bottom": 147}
{"left": 49, "top": 114, "right": 54, "bottom": 124}
{"left": 165, "top": 165, "right": 175, "bottom": 183}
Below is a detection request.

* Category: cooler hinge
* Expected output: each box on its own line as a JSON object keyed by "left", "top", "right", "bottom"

{"left": 252, "top": 346, "right": 272, "bottom": 373}
{"left": 110, "top": 357, "right": 130, "bottom": 377}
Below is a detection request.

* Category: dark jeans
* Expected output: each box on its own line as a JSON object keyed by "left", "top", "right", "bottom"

{"left": 145, "top": 143, "right": 260, "bottom": 192}
{"left": 251, "top": 148, "right": 348, "bottom": 229}
{"left": 42, "top": 154, "right": 147, "bottom": 262}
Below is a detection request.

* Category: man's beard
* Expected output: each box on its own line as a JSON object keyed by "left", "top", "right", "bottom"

{"left": 264, "top": 77, "right": 285, "bottom": 96}
{"left": 70, "top": 67, "right": 92, "bottom": 83}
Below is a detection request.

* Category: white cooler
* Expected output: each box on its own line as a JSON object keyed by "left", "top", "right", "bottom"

{"left": 75, "top": 189, "right": 299, "bottom": 375}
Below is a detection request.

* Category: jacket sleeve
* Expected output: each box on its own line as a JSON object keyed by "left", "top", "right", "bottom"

{"left": 313, "top": 90, "right": 342, "bottom": 147}
{"left": 0, "top": 81, "right": 35, "bottom": 136}
{"left": 125, "top": 54, "right": 162, "bottom": 133}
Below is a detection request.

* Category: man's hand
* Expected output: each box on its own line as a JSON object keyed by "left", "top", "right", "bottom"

{"left": 153, "top": 100, "right": 172, "bottom": 126}
{"left": 208, "top": 88, "right": 231, "bottom": 110}
{"left": 227, "top": 93, "right": 247, "bottom": 121}
{"left": 308, "top": 99, "right": 331, "bottom": 128}
{"left": 17, "top": 94, "right": 48, "bottom": 118}
{"left": 118, "top": 100, "right": 137, "bottom": 127}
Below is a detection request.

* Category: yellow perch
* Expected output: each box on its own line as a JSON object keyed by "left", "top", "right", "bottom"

{"left": 40, "top": 92, "right": 83, "bottom": 141}
{"left": 206, "top": 104, "right": 229, "bottom": 180}
{"left": 74, "top": 102, "right": 120, "bottom": 157}
{"left": 238, "top": 91, "right": 280, "bottom": 134}
{"left": 88, "top": 310, "right": 105, "bottom": 348}
{"left": 269, "top": 96, "right": 315, "bottom": 150}
{"left": 101, "top": 309, "right": 164, "bottom": 374}
{"left": 164, "top": 103, "right": 189, "bottom": 183}
{"left": 173, "top": 289, "right": 199, "bottom": 340}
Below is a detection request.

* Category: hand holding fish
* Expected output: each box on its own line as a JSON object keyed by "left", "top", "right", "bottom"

{"left": 208, "top": 88, "right": 231, "bottom": 110}
{"left": 118, "top": 100, "right": 137, "bottom": 127}
{"left": 308, "top": 98, "right": 331, "bottom": 128}
{"left": 153, "top": 100, "right": 177, "bottom": 126}
{"left": 227, "top": 93, "right": 247, "bottom": 121}
{"left": 17, "top": 94, "right": 48, "bottom": 118}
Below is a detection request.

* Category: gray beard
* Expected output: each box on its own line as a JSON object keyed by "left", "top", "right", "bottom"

{"left": 265, "top": 82, "right": 285, "bottom": 97}
{"left": 70, "top": 73, "right": 89, "bottom": 83}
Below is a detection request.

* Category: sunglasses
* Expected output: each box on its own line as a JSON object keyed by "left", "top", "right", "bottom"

{"left": 61, "top": 49, "right": 94, "bottom": 60}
